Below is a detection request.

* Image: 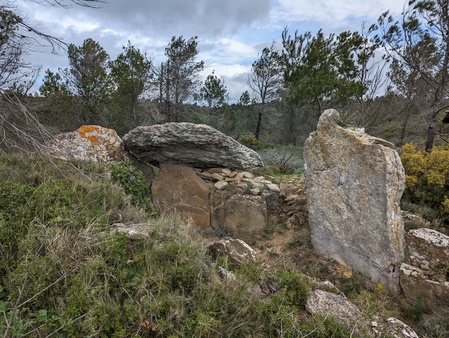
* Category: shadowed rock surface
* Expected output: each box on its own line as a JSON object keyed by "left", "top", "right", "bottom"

{"left": 400, "top": 228, "right": 449, "bottom": 311}
{"left": 152, "top": 163, "right": 211, "bottom": 227}
{"left": 304, "top": 109, "right": 405, "bottom": 293}
{"left": 122, "top": 123, "right": 263, "bottom": 170}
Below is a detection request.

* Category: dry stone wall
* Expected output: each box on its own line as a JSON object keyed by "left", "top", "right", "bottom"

{"left": 304, "top": 109, "right": 405, "bottom": 293}
{"left": 152, "top": 163, "right": 307, "bottom": 245}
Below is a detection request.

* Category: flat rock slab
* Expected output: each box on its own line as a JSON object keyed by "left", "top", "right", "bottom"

{"left": 122, "top": 123, "right": 263, "bottom": 170}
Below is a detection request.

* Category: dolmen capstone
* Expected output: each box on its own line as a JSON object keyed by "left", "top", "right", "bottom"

{"left": 122, "top": 122, "right": 263, "bottom": 170}
{"left": 304, "top": 109, "right": 405, "bottom": 293}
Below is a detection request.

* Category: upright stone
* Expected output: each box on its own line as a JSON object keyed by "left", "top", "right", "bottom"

{"left": 152, "top": 163, "right": 211, "bottom": 227}
{"left": 304, "top": 109, "right": 405, "bottom": 293}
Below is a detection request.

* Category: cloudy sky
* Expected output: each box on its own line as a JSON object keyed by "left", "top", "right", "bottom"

{"left": 15, "top": 0, "right": 405, "bottom": 101}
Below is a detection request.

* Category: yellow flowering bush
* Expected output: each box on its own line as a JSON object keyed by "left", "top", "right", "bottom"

{"left": 401, "top": 143, "right": 449, "bottom": 218}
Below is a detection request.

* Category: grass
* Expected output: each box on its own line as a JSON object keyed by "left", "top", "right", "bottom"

{"left": 0, "top": 149, "right": 441, "bottom": 337}
{"left": 0, "top": 150, "right": 357, "bottom": 337}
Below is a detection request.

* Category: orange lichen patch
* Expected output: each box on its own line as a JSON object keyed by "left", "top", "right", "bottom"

{"left": 77, "top": 125, "right": 118, "bottom": 146}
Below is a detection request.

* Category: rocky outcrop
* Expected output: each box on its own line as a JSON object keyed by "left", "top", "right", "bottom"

{"left": 400, "top": 263, "right": 449, "bottom": 310}
{"left": 406, "top": 228, "right": 449, "bottom": 271}
{"left": 45, "top": 125, "right": 126, "bottom": 164}
{"left": 304, "top": 109, "right": 405, "bottom": 293}
{"left": 152, "top": 163, "right": 210, "bottom": 227}
{"left": 122, "top": 123, "right": 263, "bottom": 170}
{"left": 400, "top": 228, "right": 449, "bottom": 310}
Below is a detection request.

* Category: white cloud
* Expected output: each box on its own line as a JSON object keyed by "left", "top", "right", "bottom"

{"left": 274, "top": 0, "right": 405, "bottom": 31}
{"left": 34, "top": 11, "right": 99, "bottom": 33}
{"left": 201, "top": 64, "right": 252, "bottom": 102}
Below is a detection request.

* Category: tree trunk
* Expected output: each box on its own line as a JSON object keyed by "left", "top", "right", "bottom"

{"left": 254, "top": 106, "right": 263, "bottom": 140}
{"left": 425, "top": 110, "right": 438, "bottom": 152}
{"left": 425, "top": 91, "right": 444, "bottom": 152}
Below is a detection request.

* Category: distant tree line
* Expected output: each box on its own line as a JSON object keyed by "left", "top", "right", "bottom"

{"left": 1, "top": 0, "right": 449, "bottom": 149}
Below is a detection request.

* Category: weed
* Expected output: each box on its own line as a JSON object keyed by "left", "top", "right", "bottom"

{"left": 110, "top": 160, "right": 152, "bottom": 211}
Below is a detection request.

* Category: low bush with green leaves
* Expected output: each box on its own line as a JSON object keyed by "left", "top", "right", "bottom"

{"left": 110, "top": 160, "right": 151, "bottom": 211}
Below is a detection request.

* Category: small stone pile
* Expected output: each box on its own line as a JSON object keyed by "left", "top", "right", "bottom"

{"left": 195, "top": 167, "right": 280, "bottom": 194}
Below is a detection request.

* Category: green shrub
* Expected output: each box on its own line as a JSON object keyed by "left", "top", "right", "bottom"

{"left": 110, "top": 160, "right": 151, "bottom": 211}
{"left": 238, "top": 134, "right": 263, "bottom": 149}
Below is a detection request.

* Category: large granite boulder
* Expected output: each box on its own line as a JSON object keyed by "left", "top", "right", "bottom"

{"left": 122, "top": 123, "right": 263, "bottom": 170}
{"left": 45, "top": 125, "right": 126, "bottom": 164}
{"left": 152, "top": 163, "right": 210, "bottom": 227}
{"left": 304, "top": 109, "right": 405, "bottom": 293}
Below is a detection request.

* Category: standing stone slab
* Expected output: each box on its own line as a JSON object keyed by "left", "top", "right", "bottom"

{"left": 152, "top": 163, "right": 210, "bottom": 227}
{"left": 304, "top": 109, "right": 405, "bottom": 293}
{"left": 211, "top": 194, "right": 267, "bottom": 245}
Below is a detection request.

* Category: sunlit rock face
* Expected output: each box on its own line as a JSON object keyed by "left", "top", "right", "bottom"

{"left": 45, "top": 125, "right": 126, "bottom": 164}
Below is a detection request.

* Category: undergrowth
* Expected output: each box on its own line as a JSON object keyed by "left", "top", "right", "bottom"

{"left": 0, "top": 150, "right": 390, "bottom": 337}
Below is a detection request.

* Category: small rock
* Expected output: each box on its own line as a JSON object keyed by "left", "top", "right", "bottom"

{"left": 306, "top": 289, "right": 372, "bottom": 336}
{"left": 112, "top": 223, "right": 150, "bottom": 240}
{"left": 242, "top": 171, "right": 254, "bottom": 179}
{"left": 266, "top": 183, "right": 280, "bottom": 193}
{"left": 215, "top": 181, "right": 229, "bottom": 190}
{"left": 385, "top": 317, "right": 419, "bottom": 338}
{"left": 218, "top": 267, "right": 236, "bottom": 282}
{"left": 221, "top": 168, "right": 232, "bottom": 176}
{"left": 212, "top": 173, "right": 224, "bottom": 180}
{"left": 208, "top": 238, "right": 257, "bottom": 267}
{"left": 249, "top": 188, "right": 260, "bottom": 195}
